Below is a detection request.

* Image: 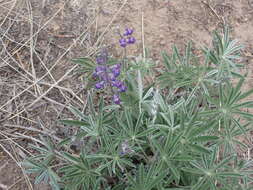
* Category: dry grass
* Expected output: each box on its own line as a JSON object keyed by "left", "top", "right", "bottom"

{"left": 0, "top": 0, "right": 129, "bottom": 188}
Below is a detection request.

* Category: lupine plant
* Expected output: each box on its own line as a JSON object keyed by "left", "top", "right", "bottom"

{"left": 23, "top": 27, "right": 253, "bottom": 190}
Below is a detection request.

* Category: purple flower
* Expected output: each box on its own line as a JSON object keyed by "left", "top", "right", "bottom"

{"left": 120, "top": 151, "right": 125, "bottom": 155}
{"left": 95, "top": 65, "right": 106, "bottom": 73}
{"left": 108, "top": 73, "right": 116, "bottom": 81}
{"left": 113, "top": 94, "right": 121, "bottom": 104}
{"left": 100, "top": 73, "right": 108, "bottom": 81}
{"left": 110, "top": 64, "right": 121, "bottom": 70}
{"left": 123, "top": 28, "right": 134, "bottom": 36}
{"left": 112, "top": 68, "right": 120, "bottom": 77}
{"left": 127, "top": 37, "right": 136, "bottom": 44}
{"left": 96, "top": 48, "right": 108, "bottom": 64}
{"left": 119, "top": 38, "right": 127, "bottom": 48}
{"left": 118, "top": 85, "right": 127, "bottom": 92}
{"left": 112, "top": 80, "right": 123, "bottom": 88}
{"left": 95, "top": 81, "right": 105, "bottom": 89}
{"left": 96, "top": 57, "right": 106, "bottom": 64}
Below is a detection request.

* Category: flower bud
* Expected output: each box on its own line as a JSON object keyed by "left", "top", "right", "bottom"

{"left": 95, "top": 65, "right": 106, "bottom": 72}
{"left": 127, "top": 37, "right": 136, "bottom": 44}
{"left": 95, "top": 81, "right": 105, "bottom": 89}
{"left": 119, "top": 38, "right": 127, "bottom": 47}
{"left": 110, "top": 64, "right": 121, "bottom": 70}
{"left": 96, "top": 57, "right": 106, "bottom": 64}
{"left": 113, "top": 94, "right": 121, "bottom": 104}
{"left": 123, "top": 28, "right": 134, "bottom": 36}
{"left": 112, "top": 68, "right": 121, "bottom": 77}
{"left": 108, "top": 73, "right": 116, "bottom": 81}
{"left": 112, "top": 80, "right": 123, "bottom": 88}
{"left": 118, "top": 85, "right": 127, "bottom": 92}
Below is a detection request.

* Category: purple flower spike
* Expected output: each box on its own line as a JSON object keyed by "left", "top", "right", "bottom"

{"left": 93, "top": 49, "right": 127, "bottom": 103}
{"left": 113, "top": 94, "right": 121, "bottom": 104}
{"left": 127, "top": 37, "right": 136, "bottom": 44}
{"left": 95, "top": 81, "right": 105, "bottom": 89}
{"left": 123, "top": 28, "right": 134, "bottom": 36}
{"left": 119, "top": 38, "right": 127, "bottom": 47}
{"left": 118, "top": 85, "right": 127, "bottom": 92}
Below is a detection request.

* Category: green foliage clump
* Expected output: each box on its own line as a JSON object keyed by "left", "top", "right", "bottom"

{"left": 23, "top": 28, "right": 253, "bottom": 190}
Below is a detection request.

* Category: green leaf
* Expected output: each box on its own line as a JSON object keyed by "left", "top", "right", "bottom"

{"left": 214, "top": 156, "right": 234, "bottom": 170}
{"left": 68, "top": 106, "right": 88, "bottom": 121}
{"left": 136, "top": 128, "right": 156, "bottom": 138}
{"left": 170, "top": 155, "right": 194, "bottom": 161}
{"left": 232, "top": 101, "right": 253, "bottom": 109}
{"left": 71, "top": 57, "right": 95, "bottom": 70}
{"left": 190, "top": 136, "right": 219, "bottom": 143}
{"left": 162, "top": 51, "right": 172, "bottom": 70}
{"left": 86, "top": 154, "right": 113, "bottom": 159}
{"left": 217, "top": 172, "right": 243, "bottom": 178}
{"left": 58, "top": 138, "right": 71, "bottom": 147}
{"left": 189, "top": 120, "right": 217, "bottom": 137}
{"left": 232, "top": 111, "right": 253, "bottom": 120}
{"left": 34, "top": 170, "right": 48, "bottom": 184}
{"left": 189, "top": 144, "right": 211, "bottom": 154}
{"left": 181, "top": 167, "right": 203, "bottom": 175}
{"left": 238, "top": 88, "right": 253, "bottom": 101}
{"left": 143, "top": 87, "right": 154, "bottom": 100}
{"left": 191, "top": 176, "right": 206, "bottom": 190}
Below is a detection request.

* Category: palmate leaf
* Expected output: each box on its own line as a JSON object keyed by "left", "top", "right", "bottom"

{"left": 127, "top": 163, "right": 168, "bottom": 190}
{"left": 23, "top": 158, "right": 60, "bottom": 189}
{"left": 203, "top": 26, "right": 243, "bottom": 80}
{"left": 181, "top": 152, "right": 246, "bottom": 190}
{"left": 216, "top": 120, "right": 250, "bottom": 156}
{"left": 203, "top": 78, "right": 253, "bottom": 132}
{"left": 159, "top": 46, "right": 219, "bottom": 98}
{"left": 60, "top": 152, "right": 100, "bottom": 190}
{"left": 150, "top": 131, "right": 193, "bottom": 185}
{"left": 23, "top": 135, "right": 61, "bottom": 189}
{"left": 61, "top": 95, "right": 115, "bottom": 139}
{"left": 158, "top": 43, "right": 200, "bottom": 89}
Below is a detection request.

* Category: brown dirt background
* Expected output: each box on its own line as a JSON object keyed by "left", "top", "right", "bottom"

{"left": 0, "top": 0, "right": 253, "bottom": 189}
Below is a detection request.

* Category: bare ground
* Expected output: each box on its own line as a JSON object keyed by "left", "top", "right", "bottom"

{"left": 0, "top": 0, "right": 253, "bottom": 189}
